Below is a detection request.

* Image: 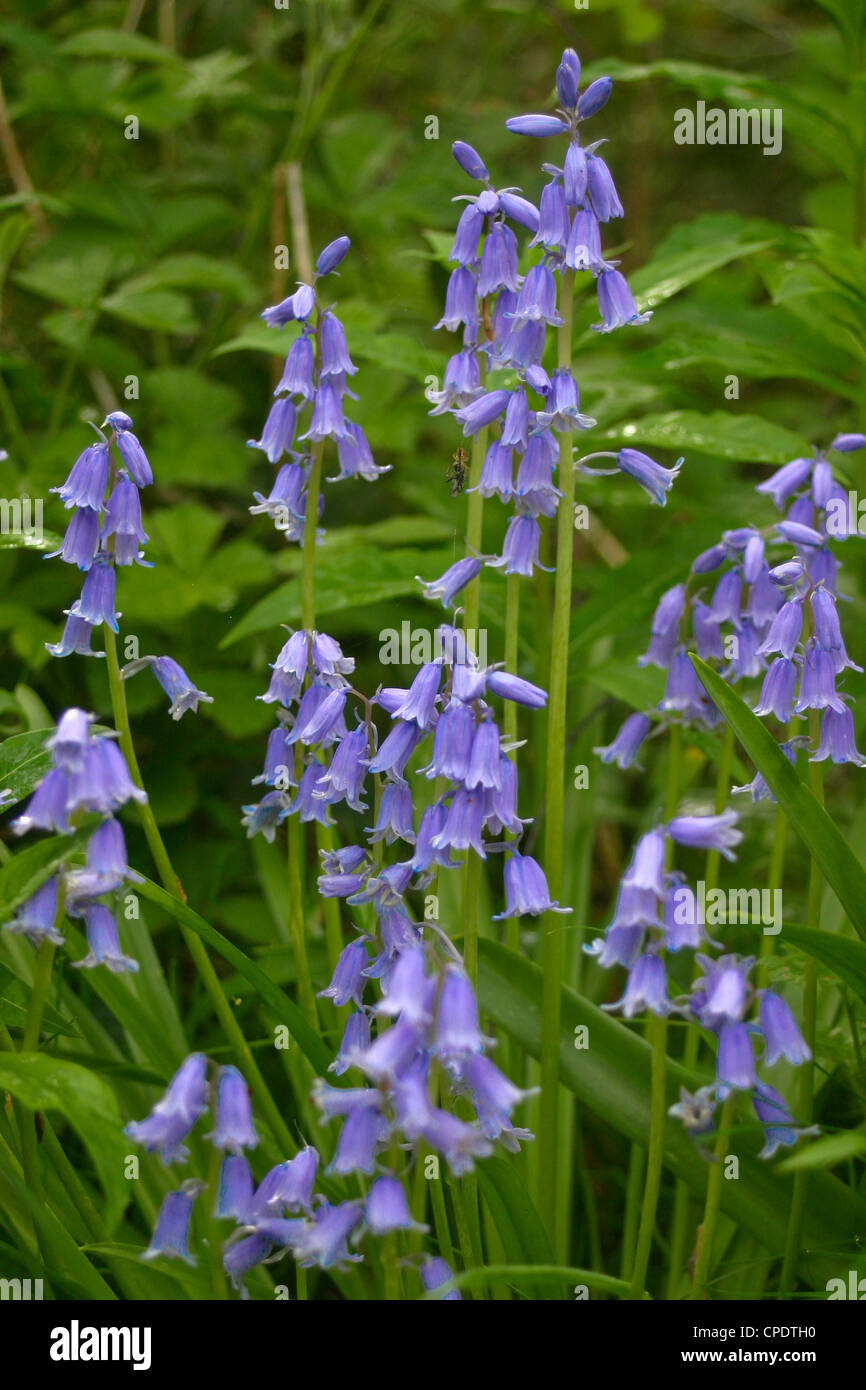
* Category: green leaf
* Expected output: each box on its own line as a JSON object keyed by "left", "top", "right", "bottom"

{"left": 477, "top": 939, "right": 866, "bottom": 1282}
{"left": 57, "top": 28, "right": 182, "bottom": 64}
{"left": 597, "top": 410, "right": 811, "bottom": 464}
{"left": 0, "top": 528, "right": 61, "bottom": 553}
{"left": 781, "top": 924, "right": 866, "bottom": 1006}
{"left": 0, "top": 833, "right": 87, "bottom": 924}
{"left": 117, "top": 254, "right": 255, "bottom": 302}
{"left": 0, "top": 961, "right": 78, "bottom": 1037}
{"left": 99, "top": 287, "right": 197, "bottom": 334}
{"left": 221, "top": 545, "right": 455, "bottom": 648}
{"left": 0, "top": 1152, "right": 116, "bottom": 1300}
{"left": 0, "top": 727, "right": 51, "bottom": 805}
{"left": 422, "top": 1263, "right": 642, "bottom": 1300}
{"left": 691, "top": 657, "right": 866, "bottom": 941}
{"left": 0, "top": 1053, "right": 129, "bottom": 1232}
{"left": 476, "top": 1156, "right": 554, "bottom": 1280}
{"left": 777, "top": 1131, "right": 866, "bottom": 1174}
{"left": 134, "top": 875, "right": 336, "bottom": 1077}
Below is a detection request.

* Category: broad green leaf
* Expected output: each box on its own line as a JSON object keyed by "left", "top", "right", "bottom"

{"left": 58, "top": 28, "right": 183, "bottom": 63}
{"left": 135, "top": 875, "right": 336, "bottom": 1077}
{"left": 0, "top": 1053, "right": 129, "bottom": 1232}
{"left": 100, "top": 287, "right": 197, "bottom": 334}
{"left": 422, "top": 1263, "right": 643, "bottom": 1300}
{"left": 117, "top": 254, "right": 256, "bottom": 302}
{"left": 0, "top": 961, "right": 78, "bottom": 1037}
{"left": 692, "top": 657, "right": 866, "bottom": 942}
{"left": 477, "top": 939, "right": 866, "bottom": 1283}
{"left": 777, "top": 1131, "right": 866, "bottom": 1174}
{"left": 0, "top": 528, "right": 61, "bottom": 553}
{"left": 0, "top": 832, "right": 88, "bottom": 923}
{"left": 597, "top": 410, "right": 811, "bottom": 464}
{"left": 0, "top": 727, "right": 51, "bottom": 804}
{"left": 781, "top": 924, "right": 866, "bottom": 1006}
{"left": 221, "top": 545, "right": 455, "bottom": 647}
{"left": 476, "top": 1157, "right": 554, "bottom": 1291}
{"left": 0, "top": 1153, "right": 116, "bottom": 1300}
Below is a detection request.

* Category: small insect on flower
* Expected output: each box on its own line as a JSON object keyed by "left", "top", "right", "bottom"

{"left": 446, "top": 446, "right": 470, "bottom": 496}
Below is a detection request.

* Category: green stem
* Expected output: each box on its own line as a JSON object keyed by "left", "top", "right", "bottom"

{"left": 689, "top": 1091, "right": 735, "bottom": 1298}
{"left": 538, "top": 267, "right": 575, "bottom": 1238}
{"left": 779, "top": 719, "right": 824, "bottom": 1294}
{"left": 103, "top": 626, "right": 297, "bottom": 1158}
{"left": 22, "top": 938, "right": 56, "bottom": 1053}
{"left": 667, "top": 722, "right": 733, "bottom": 1296}
{"left": 301, "top": 441, "right": 324, "bottom": 630}
{"left": 429, "top": 1168, "right": 455, "bottom": 1269}
{"left": 287, "top": 755, "right": 319, "bottom": 1028}
{"left": 626, "top": 1011, "right": 668, "bottom": 1299}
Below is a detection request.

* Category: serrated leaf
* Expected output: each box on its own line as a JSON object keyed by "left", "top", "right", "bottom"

{"left": 58, "top": 28, "right": 182, "bottom": 64}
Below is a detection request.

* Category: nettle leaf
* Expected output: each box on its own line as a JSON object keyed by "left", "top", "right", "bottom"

{"left": 0, "top": 1053, "right": 129, "bottom": 1232}
{"left": 118, "top": 254, "right": 256, "bottom": 302}
{"left": 222, "top": 545, "right": 455, "bottom": 648}
{"left": 57, "top": 27, "right": 184, "bottom": 64}
{"left": 631, "top": 217, "right": 777, "bottom": 313}
{"left": 597, "top": 410, "right": 811, "bottom": 464}
{"left": 99, "top": 287, "right": 198, "bottom": 334}
{"left": 692, "top": 657, "right": 866, "bottom": 941}
{"left": 14, "top": 248, "right": 116, "bottom": 309}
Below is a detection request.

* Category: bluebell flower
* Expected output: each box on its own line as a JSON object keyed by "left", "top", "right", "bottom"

{"left": 565, "top": 207, "right": 603, "bottom": 270}
{"left": 494, "top": 851, "right": 570, "bottom": 919}
{"left": 435, "top": 266, "right": 479, "bottom": 332}
{"left": 668, "top": 1084, "right": 717, "bottom": 1138}
{"left": 46, "top": 613, "right": 105, "bottom": 659}
{"left": 420, "top": 1256, "right": 462, "bottom": 1299}
{"left": 795, "top": 639, "right": 845, "bottom": 714}
{"left": 668, "top": 811, "right": 742, "bottom": 859}
{"left": 616, "top": 447, "right": 681, "bottom": 505}
{"left": 577, "top": 76, "right": 613, "bottom": 119}
{"left": 6, "top": 877, "right": 65, "bottom": 947}
{"left": 603, "top": 954, "right": 670, "bottom": 1018}
{"left": 261, "top": 283, "right": 315, "bottom": 328}
{"left": 505, "top": 114, "right": 569, "bottom": 138}
{"left": 108, "top": 414, "right": 153, "bottom": 488}
{"left": 717, "top": 1022, "right": 757, "bottom": 1091}
{"left": 454, "top": 387, "right": 510, "bottom": 436}
{"left": 760, "top": 992, "right": 811, "bottom": 1066}
{"left": 451, "top": 139, "right": 489, "bottom": 181}
{"left": 511, "top": 263, "right": 563, "bottom": 326}
{"left": 486, "top": 513, "right": 546, "bottom": 576}
{"left": 48, "top": 506, "right": 101, "bottom": 570}
{"left": 318, "top": 938, "right": 371, "bottom": 1008}
{"left": 51, "top": 442, "right": 109, "bottom": 511}
{"left": 276, "top": 333, "right": 315, "bottom": 400}
{"left": 563, "top": 142, "right": 588, "bottom": 206}
{"left": 593, "top": 267, "right": 651, "bottom": 332}
{"left": 329, "top": 1011, "right": 371, "bottom": 1075}
{"left": 586, "top": 152, "right": 623, "bottom": 221}
{"left": 811, "top": 705, "right": 866, "bottom": 766}
{"left": 754, "top": 657, "right": 798, "bottom": 721}
{"left": 47, "top": 707, "right": 93, "bottom": 772}
{"left": 101, "top": 473, "right": 148, "bottom": 566}
{"left": 125, "top": 1053, "right": 209, "bottom": 1164}
{"left": 365, "top": 1176, "right": 426, "bottom": 1236}
{"left": 148, "top": 656, "right": 213, "bottom": 720}
{"left": 208, "top": 1066, "right": 258, "bottom": 1153}
{"left": 215, "top": 1155, "right": 254, "bottom": 1222}
{"left": 143, "top": 1190, "right": 197, "bottom": 1264}
{"left": 72, "top": 903, "right": 138, "bottom": 974}
{"left": 756, "top": 457, "right": 813, "bottom": 508}
{"left": 530, "top": 179, "right": 570, "bottom": 253}
{"left": 594, "top": 711, "right": 651, "bottom": 769}
{"left": 427, "top": 350, "right": 482, "bottom": 414}
{"left": 315, "top": 236, "right": 350, "bottom": 276}
{"left": 417, "top": 555, "right": 482, "bottom": 606}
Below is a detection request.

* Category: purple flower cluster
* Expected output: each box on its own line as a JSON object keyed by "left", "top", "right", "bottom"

{"left": 45, "top": 412, "right": 211, "bottom": 720}
{"left": 251, "top": 237, "right": 387, "bottom": 544}
{"left": 4, "top": 709, "right": 145, "bottom": 972}
{"left": 587, "top": 815, "right": 812, "bottom": 1159}
{"left": 594, "top": 434, "right": 866, "bottom": 776}
{"left": 433, "top": 48, "right": 676, "bottom": 579}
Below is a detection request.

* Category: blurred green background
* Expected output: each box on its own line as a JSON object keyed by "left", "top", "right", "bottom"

{"left": 1, "top": 0, "right": 864, "bottom": 1042}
